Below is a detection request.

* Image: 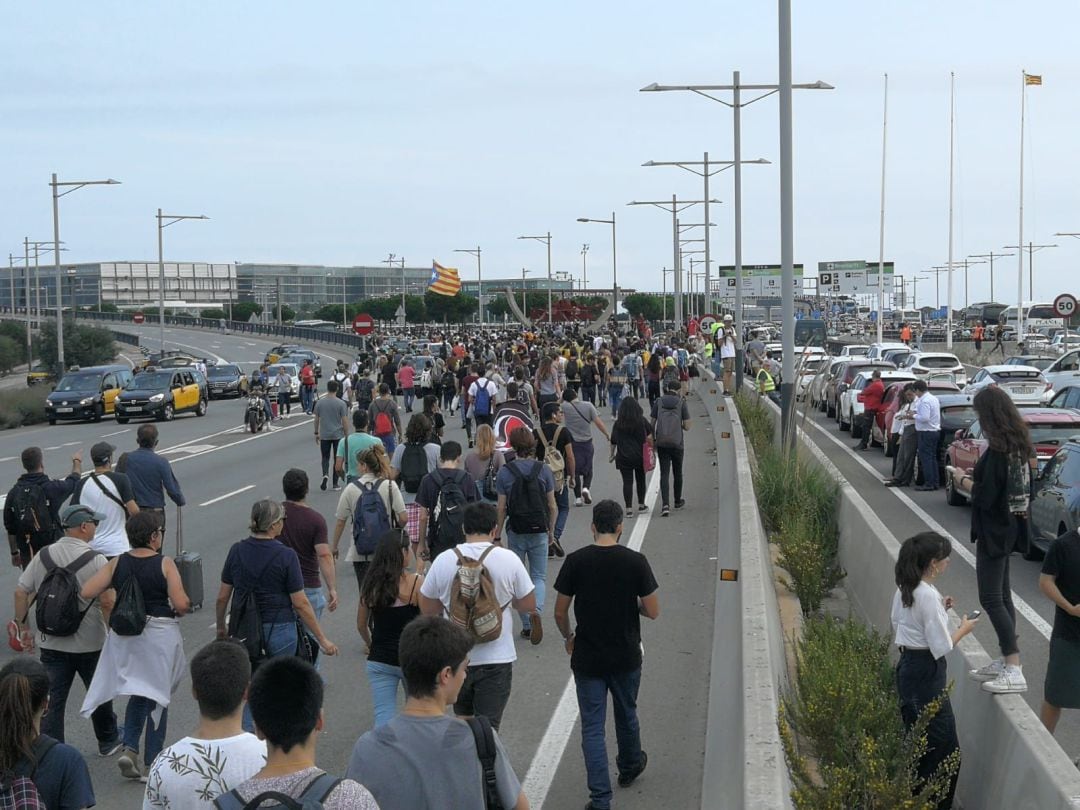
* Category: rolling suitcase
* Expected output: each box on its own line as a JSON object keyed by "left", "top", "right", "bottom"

{"left": 174, "top": 506, "right": 204, "bottom": 611}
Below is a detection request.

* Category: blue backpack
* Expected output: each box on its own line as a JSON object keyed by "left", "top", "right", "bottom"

{"left": 473, "top": 378, "right": 493, "bottom": 417}
{"left": 352, "top": 480, "right": 391, "bottom": 556}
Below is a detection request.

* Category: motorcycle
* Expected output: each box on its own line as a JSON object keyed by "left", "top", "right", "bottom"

{"left": 246, "top": 387, "right": 269, "bottom": 433}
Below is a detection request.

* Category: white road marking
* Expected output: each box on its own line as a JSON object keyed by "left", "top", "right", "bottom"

{"left": 522, "top": 472, "right": 660, "bottom": 809}
{"left": 799, "top": 412, "right": 1053, "bottom": 640}
{"left": 101, "top": 429, "right": 129, "bottom": 438}
{"left": 200, "top": 484, "right": 255, "bottom": 507}
{"left": 0, "top": 456, "right": 15, "bottom": 462}
{"left": 118, "top": 352, "right": 137, "bottom": 369}
{"left": 161, "top": 444, "right": 217, "bottom": 455}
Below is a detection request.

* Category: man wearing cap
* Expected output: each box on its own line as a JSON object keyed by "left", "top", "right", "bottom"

{"left": 72, "top": 442, "right": 138, "bottom": 559}
{"left": 121, "top": 424, "right": 185, "bottom": 530}
{"left": 13, "top": 503, "right": 120, "bottom": 753}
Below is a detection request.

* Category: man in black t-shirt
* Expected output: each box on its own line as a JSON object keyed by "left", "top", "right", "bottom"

{"left": 1039, "top": 529, "right": 1080, "bottom": 734}
{"left": 553, "top": 500, "right": 659, "bottom": 810}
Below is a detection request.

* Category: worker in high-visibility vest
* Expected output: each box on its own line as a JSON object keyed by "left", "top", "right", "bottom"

{"left": 756, "top": 363, "right": 780, "bottom": 404}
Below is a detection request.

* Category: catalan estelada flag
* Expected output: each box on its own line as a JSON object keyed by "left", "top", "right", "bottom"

{"left": 1024, "top": 73, "right": 1043, "bottom": 86}
{"left": 429, "top": 261, "right": 461, "bottom": 296}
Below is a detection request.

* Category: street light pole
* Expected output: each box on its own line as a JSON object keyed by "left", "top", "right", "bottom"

{"left": 156, "top": 209, "right": 209, "bottom": 351}
{"left": 521, "top": 268, "right": 531, "bottom": 317}
{"left": 576, "top": 215, "right": 618, "bottom": 318}
{"left": 518, "top": 234, "right": 553, "bottom": 325}
{"left": 970, "top": 251, "right": 1014, "bottom": 303}
{"left": 580, "top": 244, "right": 589, "bottom": 291}
{"left": 454, "top": 246, "right": 483, "bottom": 325}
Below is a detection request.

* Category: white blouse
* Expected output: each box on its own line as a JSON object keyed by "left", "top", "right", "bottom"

{"left": 891, "top": 581, "right": 953, "bottom": 660}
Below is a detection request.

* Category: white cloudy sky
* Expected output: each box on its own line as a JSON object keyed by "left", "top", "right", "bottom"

{"left": 1, "top": 1, "right": 1078, "bottom": 309}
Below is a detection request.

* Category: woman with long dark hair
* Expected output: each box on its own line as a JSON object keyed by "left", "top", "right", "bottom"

{"left": 0, "top": 658, "right": 94, "bottom": 809}
{"left": 609, "top": 396, "right": 653, "bottom": 516}
{"left": 961, "top": 386, "right": 1035, "bottom": 694}
{"left": 535, "top": 355, "right": 561, "bottom": 413}
{"left": 892, "top": 531, "right": 978, "bottom": 810}
{"left": 357, "top": 530, "right": 422, "bottom": 727}
{"left": 645, "top": 354, "right": 662, "bottom": 406}
{"left": 422, "top": 394, "right": 445, "bottom": 444}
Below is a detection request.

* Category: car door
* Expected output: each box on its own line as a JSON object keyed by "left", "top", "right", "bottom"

{"left": 169, "top": 372, "right": 187, "bottom": 410}
{"left": 101, "top": 372, "right": 120, "bottom": 413}
{"left": 1032, "top": 448, "right": 1077, "bottom": 540}
{"left": 953, "top": 420, "right": 981, "bottom": 473}
{"left": 180, "top": 371, "right": 199, "bottom": 410}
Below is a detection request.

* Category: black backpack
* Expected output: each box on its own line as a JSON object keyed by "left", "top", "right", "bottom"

{"left": 8, "top": 482, "right": 57, "bottom": 552}
{"left": 506, "top": 462, "right": 549, "bottom": 534}
{"left": 34, "top": 548, "right": 100, "bottom": 637}
{"left": 228, "top": 587, "right": 266, "bottom": 666}
{"left": 109, "top": 555, "right": 148, "bottom": 636}
{"left": 355, "top": 378, "right": 375, "bottom": 407}
{"left": 213, "top": 772, "right": 343, "bottom": 810}
{"left": 400, "top": 443, "right": 428, "bottom": 494}
{"left": 430, "top": 470, "right": 470, "bottom": 558}
{"left": 467, "top": 715, "right": 505, "bottom": 810}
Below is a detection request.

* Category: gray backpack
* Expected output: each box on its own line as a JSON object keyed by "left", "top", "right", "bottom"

{"left": 654, "top": 397, "right": 684, "bottom": 448}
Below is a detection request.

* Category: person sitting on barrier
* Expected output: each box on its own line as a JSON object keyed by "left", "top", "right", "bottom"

{"left": 755, "top": 357, "right": 779, "bottom": 405}
{"left": 892, "top": 531, "right": 978, "bottom": 810}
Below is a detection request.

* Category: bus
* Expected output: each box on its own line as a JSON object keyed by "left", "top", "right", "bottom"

{"left": 793, "top": 318, "right": 827, "bottom": 348}
{"left": 963, "top": 302, "right": 1007, "bottom": 327}
{"left": 998, "top": 303, "right": 1059, "bottom": 334}
{"left": 889, "top": 309, "right": 923, "bottom": 327}
{"left": 292, "top": 319, "right": 339, "bottom": 330}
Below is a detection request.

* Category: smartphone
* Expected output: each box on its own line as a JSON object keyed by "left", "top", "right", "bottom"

{"left": 966, "top": 610, "right": 982, "bottom": 620}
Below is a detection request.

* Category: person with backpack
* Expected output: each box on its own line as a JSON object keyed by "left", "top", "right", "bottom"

{"left": 605, "top": 354, "right": 627, "bottom": 418}
{"left": 537, "top": 402, "right": 575, "bottom": 558}
{"left": 71, "top": 441, "right": 138, "bottom": 560}
{"left": 651, "top": 379, "right": 691, "bottom": 517}
{"left": 0, "top": 657, "right": 95, "bottom": 810}
{"left": 465, "top": 424, "right": 505, "bottom": 504}
{"left": 560, "top": 388, "right": 608, "bottom": 510}
{"left": 12, "top": 504, "right": 119, "bottom": 754}
{"left": 299, "top": 359, "right": 318, "bottom": 414}
{"left": 418, "top": 359, "right": 435, "bottom": 402}
{"left": 356, "top": 530, "right": 423, "bottom": 728}
{"left": 390, "top": 414, "right": 441, "bottom": 541}
{"left": 346, "top": 616, "right": 529, "bottom": 810}
{"left": 495, "top": 428, "right": 558, "bottom": 645}
{"left": 368, "top": 382, "right": 403, "bottom": 456}
{"left": 215, "top": 500, "right": 339, "bottom": 733}
{"left": 5, "top": 446, "right": 83, "bottom": 569}
{"left": 422, "top": 394, "right": 446, "bottom": 444}
{"left": 213, "top": 657, "right": 378, "bottom": 810}
{"left": 468, "top": 371, "right": 498, "bottom": 429}
{"left": 331, "top": 445, "right": 408, "bottom": 593}
{"left": 79, "top": 511, "right": 191, "bottom": 782}
{"left": 553, "top": 500, "right": 659, "bottom": 810}
{"left": 354, "top": 372, "right": 376, "bottom": 415}
{"left": 419, "top": 502, "right": 536, "bottom": 732}
{"left": 334, "top": 408, "right": 383, "bottom": 483}
{"left": 565, "top": 351, "right": 581, "bottom": 395}
{"left": 440, "top": 364, "right": 458, "bottom": 413}
{"left": 143, "top": 639, "right": 267, "bottom": 809}
{"left": 610, "top": 397, "right": 653, "bottom": 518}
{"left": 416, "top": 441, "right": 481, "bottom": 567}
{"left": 580, "top": 353, "right": 598, "bottom": 406}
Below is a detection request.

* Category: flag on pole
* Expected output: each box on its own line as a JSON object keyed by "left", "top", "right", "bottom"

{"left": 428, "top": 262, "right": 461, "bottom": 296}
{"left": 1024, "top": 73, "right": 1043, "bottom": 86}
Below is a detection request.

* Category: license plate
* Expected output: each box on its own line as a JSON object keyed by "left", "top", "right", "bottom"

{"left": 125, "top": 405, "right": 142, "bottom": 412}
{"left": 1010, "top": 386, "right": 1036, "bottom": 395}
{"left": 55, "top": 407, "right": 73, "bottom": 413}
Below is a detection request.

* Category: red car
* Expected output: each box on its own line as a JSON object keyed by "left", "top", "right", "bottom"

{"left": 944, "top": 407, "right": 1080, "bottom": 506}
{"left": 871, "top": 379, "right": 962, "bottom": 453}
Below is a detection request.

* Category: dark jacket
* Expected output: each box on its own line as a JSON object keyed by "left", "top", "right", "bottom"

{"left": 121, "top": 447, "right": 185, "bottom": 508}
{"left": 970, "top": 448, "right": 1017, "bottom": 558}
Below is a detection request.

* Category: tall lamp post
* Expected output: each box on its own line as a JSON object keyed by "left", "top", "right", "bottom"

{"left": 51, "top": 175, "right": 120, "bottom": 369}
{"left": 156, "top": 209, "right": 208, "bottom": 351}
{"left": 454, "top": 246, "right": 483, "bottom": 325}
{"left": 518, "top": 233, "right": 552, "bottom": 325}
{"left": 576, "top": 214, "right": 617, "bottom": 318}
{"left": 520, "top": 268, "right": 532, "bottom": 318}
{"left": 969, "top": 251, "right": 1014, "bottom": 303}
{"left": 580, "top": 244, "right": 589, "bottom": 290}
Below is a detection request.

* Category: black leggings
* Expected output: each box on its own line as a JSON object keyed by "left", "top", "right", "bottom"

{"left": 976, "top": 542, "right": 1019, "bottom": 657}
{"left": 619, "top": 464, "right": 646, "bottom": 509}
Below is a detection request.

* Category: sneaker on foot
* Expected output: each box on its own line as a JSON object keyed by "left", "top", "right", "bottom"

{"left": 519, "top": 628, "right": 531, "bottom": 640}
{"left": 968, "top": 658, "right": 1005, "bottom": 682}
{"left": 320, "top": 475, "right": 328, "bottom": 491}
{"left": 550, "top": 539, "right": 565, "bottom": 558}
{"left": 982, "top": 665, "right": 1027, "bottom": 694}
{"left": 529, "top": 612, "right": 543, "bottom": 645}
{"left": 117, "top": 748, "right": 143, "bottom": 781}
{"left": 582, "top": 487, "right": 592, "bottom": 504}
{"left": 98, "top": 738, "right": 122, "bottom": 757}
{"left": 638, "top": 504, "right": 648, "bottom": 513}
{"left": 332, "top": 484, "right": 342, "bottom": 491}
{"left": 574, "top": 497, "right": 584, "bottom": 507}
{"left": 674, "top": 499, "right": 686, "bottom": 509}
{"left": 618, "top": 750, "right": 648, "bottom": 787}
{"left": 661, "top": 505, "right": 670, "bottom": 517}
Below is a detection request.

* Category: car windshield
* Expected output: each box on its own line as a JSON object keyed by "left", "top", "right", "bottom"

{"left": 1029, "top": 423, "right": 1080, "bottom": 447}
{"left": 55, "top": 372, "right": 104, "bottom": 392}
{"left": 269, "top": 365, "right": 296, "bottom": 376}
{"left": 207, "top": 365, "right": 239, "bottom": 379}
{"left": 799, "top": 359, "right": 826, "bottom": 372}
{"left": 919, "top": 356, "right": 959, "bottom": 369}
{"left": 128, "top": 372, "right": 173, "bottom": 391}
{"left": 941, "top": 406, "right": 977, "bottom": 424}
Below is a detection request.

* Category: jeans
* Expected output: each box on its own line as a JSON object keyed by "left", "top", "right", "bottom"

{"left": 506, "top": 530, "right": 547, "bottom": 630}
{"left": 896, "top": 651, "right": 959, "bottom": 810}
{"left": 379, "top": 434, "right": 397, "bottom": 456}
{"left": 608, "top": 384, "right": 624, "bottom": 417}
{"left": 619, "top": 464, "right": 646, "bottom": 509}
{"left": 300, "top": 384, "right": 315, "bottom": 414}
{"left": 553, "top": 484, "right": 569, "bottom": 542}
{"left": 123, "top": 696, "right": 168, "bottom": 767}
{"left": 403, "top": 387, "right": 415, "bottom": 412}
{"left": 277, "top": 391, "right": 291, "bottom": 416}
{"left": 319, "top": 438, "right": 341, "bottom": 486}
{"left": 442, "top": 387, "right": 455, "bottom": 411}
{"left": 572, "top": 440, "right": 595, "bottom": 497}
{"left": 455, "top": 662, "right": 513, "bottom": 732}
{"left": 916, "top": 430, "right": 940, "bottom": 488}
{"left": 305, "top": 587, "right": 327, "bottom": 671}
{"left": 628, "top": 378, "right": 641, "bottom": 399}
{"left": 893, "top": 426, "right": 917, "bottom": 484}
{"left": 242, "top": 621, "right": 298, "bottom": 733}
{"left": 855, "top": 409, "right": 877, "bottom": 448}
{"left": 657, "top": 446, "right": 684, "bottom": 507}
{"left": 575, "top": 668, "right": 645, "bottom": 810}
{"left": 976, "top": 542, "right": 1019, "bottom": 657}
{"left": 646, "top": 379, "right": 660, "bottom": 407}
{"left": 366, "top": 660, "right": 405, "bottom": 727}
{"left": 39, "top": 648, "right": 117, "bottom": 746}
{"left": 582, "top": 384, "right": 596, "bottom": 405}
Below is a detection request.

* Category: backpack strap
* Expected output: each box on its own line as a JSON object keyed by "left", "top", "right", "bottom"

{"left": 90, "top": 473, "right": 128, "bottom": 512}
{"left": 214, "top": 789, "right": 301, "bottom": 810}
{"left": 298, "top": 772, "right": 343, "bottom": 804}
{"left": 466, "top": 715, "right": 500, "bottom": 810}
{"left": 26, "top": 734, "right": 58, "bottom": 778}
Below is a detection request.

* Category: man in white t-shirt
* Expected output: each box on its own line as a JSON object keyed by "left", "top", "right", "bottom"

{"left": 143, "top": 639, "right": 267, "bottom": 810}
{"left": 420, "top": 502, "right": 535, "bottom": 731}
{"left": 719, "top": 316, "right": 737, "bottom": 394}
{"left": 72, "top": 442, "right": 137, "bottom": 558}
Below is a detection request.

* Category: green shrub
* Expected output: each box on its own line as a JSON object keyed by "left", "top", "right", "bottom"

{"left": 775, "top": 518, "right": 844, "bottom": 614}
{"left": 199, "top": 308, "right": 228, "bottom": 320}
{"left": 0, "top": 336, "right": 21, "bottom": 375}
{"left": 734, "top": 390, "right": 774, "bottom": 455}
{"left": 781, "top": 616, "right": 959, "bottom": 808}
{"left": 0, "top": 387, "right": 49, "bottom": 430}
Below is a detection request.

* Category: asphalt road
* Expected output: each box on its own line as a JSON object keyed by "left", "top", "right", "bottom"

{"left": 793, "top": 396, "right": 1080, "bottom": 759}
{"left": 0, "top": 324, "right": 725, "bottom": 810}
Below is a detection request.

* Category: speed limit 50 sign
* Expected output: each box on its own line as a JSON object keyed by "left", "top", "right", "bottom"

{"left": 1053, "top": 293, "right": 1077, "bottom": 319}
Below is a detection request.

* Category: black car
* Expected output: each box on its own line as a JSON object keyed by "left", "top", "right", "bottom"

{"left": 281, "top": 351, "right": 322, "bottom": 378}
{"left": 115, "top": 368, "right": 208, "bottom": 422}
{"left": 45, "top": 365, "right": 134, "bottom": 424}
{"left": 205, "top": 364, "right": 249, "bottom": 399}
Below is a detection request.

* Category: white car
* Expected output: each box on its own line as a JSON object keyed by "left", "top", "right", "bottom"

{"left": 865, "top": 342, "right": 909, "bottom": 361}
{"left": 810, "top": 358, "right": 848, "bottom": 410}
{"left": 266, "top": 363, "right": 302, "bottom": 402}
{"left": 897, "top": 352, "right": 968, "bottom": 387}
{"left": 1043, "top": 349, "right": 1080, "bottom": 399}
{"left": 838, "top": 344, "right": 871, "bottom": 358}
{"left": 966, "top": 364, "right": 1049, "bottom": 406}
{"left": 1049, "top": 333, "right": 1080, "bottom": 355}
{"left": 840, "top": 370, "right": 917, "bottom": 433}
{"left": 795, "top": 356, "right": 829, "bottom": 400}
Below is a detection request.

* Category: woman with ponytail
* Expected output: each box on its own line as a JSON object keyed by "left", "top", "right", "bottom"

{"left": 0, "top": 658, "right": 94, "bottom": 808}
{"left": 892, "top": 532, "right": 978, "bottom": 810}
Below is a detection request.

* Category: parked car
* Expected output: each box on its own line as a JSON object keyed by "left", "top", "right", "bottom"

{"left": 114, "top": 368, "right": 208, "bottom": 422}
{"left": 944, "top": 408, "right": 1080, "bottom": 505}
{"left": 865, "top": 342, "right": 909, "bottom": 361}
{"left": 870, "top": 383, "right": 965, "bottom": 451}
{"left": 265, "top": 344, "right": 302, "bottom": 364}
{"left": 795, "top": 356, "right": 829, "bottom": 400}
{"left": 880, "top": 348, "right": 914, "bottom": 367}
{"left": 1048, "top": 385, "right": 1080, "bottom": 412}
{"left": 842, "top": 371, "right": 917, "bottom": 435}
{"left": 838, "top": 344, "right": 871, "bottom": 358}
{"left": 1049, "top": 333, "right": 1080, "bottom": 356}
{"left": 45, "top": 364, "right": 134, "bottom": 424}
{"left": 266, "top": 363, "right": 301, "bottom": 402}
{"left": 1029, "top": 439, "right": 1080, "bottom": 558}
{"left": 281, "top": 349, "right": 322, "bottom": 378}
{"left": 965, "top": 365, "right": 1050, "bottom": 406}
{"left": 140, "top": 350, "right": 196, "bottom": 370}
{"left": 205, "top": 363, "right": 249, "bottom": 399}
{"left": 1042, "top": 350, "right": 1080, "bottom": 399}
{"left": 897, "top": 352, "right": 968, "bottom": 386}
{"left": 1003, "top": 354, "right": 1056, "bottom": 372}
{"left": 810, "top": 358, "right": 848, "bottom": 411}
{"left": 828, "top": 360, "right": 895, "bottom": 420}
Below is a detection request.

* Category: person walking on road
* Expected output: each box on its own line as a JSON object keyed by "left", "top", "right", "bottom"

{"left": 719, "top": 315, "right": 737, "bottom": 394}
{"left": 314, "top": 379, "right": 350, "bottom": 492}
{"left": 956, "top": 386, "right": 1035, "bottom": 695}
{"left": 605, "top": 355, "right": 627, "bottom": 418}
{"left": 5, "top": 446, "right": 84, "bottom": 568}
{"left": 299, "top": 358, "right": 317, "bottom": 414}
{"left": 398, "top": 360, "right": 417, "bottom": 414}
{"left": 121, "top": 425, "right": 185, "bottom": 530}
{"left": 911, "top": 381, "right": 942, "bottom": 492}
{"left": 72, "top": 441, "right": 138, "bottom": 559}
{"left": 537, "top": 402, "right": 575, "bottom": 558}
{"left": 369, "top": 383, "right": 403, "bottom": 456}
{"left": 534, "top": 355, "right": 561, "bottom": 414}
{"left": 561, "top": 388, "right": 609, "bottom": 508}
{"left": 465, "top": 424, "right": 505, "bottom": 503}
{"left": 892, "top": 532, "right": 977, "bottom": 810}
{"left": 610, "top": 398, "right": 653, "bottom": 517}
{"left": 415, "top": 441, "right": 481, "bottom": 566}
{"left": 335, "top": 409, "right": 382, "bottom": 483}
{"left": 12, "top": 504, "right": 119, "bottom": 754}
{"left": 854, "top": 369, "right": 886, "bottom": 451}
{"left": 651, "top": 380, "right": 690, "bottom": 516}
{"left": 274, "top": 364, "right": 293, "bottom": 418}
{"left": 279, "top": 469, "right": 338, "bottom": 626}
{"left": 554, "top": 500, "right": 659, "bottom": 810}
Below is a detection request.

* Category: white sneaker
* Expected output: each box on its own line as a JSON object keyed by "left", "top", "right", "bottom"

{"left": 968, "top": 658, "right": 1005, "bottom": 682}
{"left": 117, "top": 748, "right": 145, "bottom": 781}
{"left": 574, "top": 497, "right": 584, "bottom": 507}
{"left": 981, "top": 665, "right": 1027, "bottom": 694}
{"left": 582, "top": 488, "right": 592, "bottom": 504}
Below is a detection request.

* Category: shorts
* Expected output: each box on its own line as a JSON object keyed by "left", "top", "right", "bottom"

{"left": 722, "top": 357, "right": 735, "bottom": 372}
{"left": 404, "top": 502, "right": 422, "bottom": 542}
{"left": 1045, "top": 636, "right": 1080, "bottom": 709}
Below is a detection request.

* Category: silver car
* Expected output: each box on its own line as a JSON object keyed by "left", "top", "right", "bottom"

{"left": 1030, "top": 439, "right": 1080, "bottom": 556}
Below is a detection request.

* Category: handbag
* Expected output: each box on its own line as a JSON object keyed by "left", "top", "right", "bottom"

{"left": 643, "top": 441, "right": 656, "bottom": 472}
{"left": 295, "top": 616, "right": 319, "bottom": 667}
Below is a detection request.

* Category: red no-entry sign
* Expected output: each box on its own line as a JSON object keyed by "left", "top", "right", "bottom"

{"left": 352, "top": 313, "right": 375, "bottom": 335}
{"left": 133, "top": 312, "right": 145, "bottom": 324}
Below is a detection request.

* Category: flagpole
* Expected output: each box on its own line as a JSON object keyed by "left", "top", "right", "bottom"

{"left": 946, "top": 71, "right": 955, "bottom": 349}
{"left": 1017, "top": 70, "right": 1026, "bottom": 340}
{"left": 876, "top": 72, "right": 888, "bottom": 345}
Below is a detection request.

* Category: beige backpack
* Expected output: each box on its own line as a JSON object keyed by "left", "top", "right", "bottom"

{"left": 448, "top": 546, "right": 504, "bottom": 643}
{"left": 538, "top": 425, "right": 567, "bottom": 492}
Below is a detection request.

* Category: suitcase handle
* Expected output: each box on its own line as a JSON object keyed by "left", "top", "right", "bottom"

{"left": 176, "top": 506, "right": 183, "bottom": 556}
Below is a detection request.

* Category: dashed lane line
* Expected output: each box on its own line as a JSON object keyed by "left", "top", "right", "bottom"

{"left": 200, "top": 484, "right": 255, "bottom": 507}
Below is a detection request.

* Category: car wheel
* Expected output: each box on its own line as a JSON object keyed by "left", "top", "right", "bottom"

{"left": 48, "top": 417, "right": 56, "bottom": 426}
{"left": 850, "top": 412, "right": 861, "bottom": 438}
{"left": 826, "top": 397, "right": 836, "bottom": 418}
{"left": 159, "top": 403, "right": 174, "bottom": 422}
{"left": 92, "top": 403, "right": 104, "bottom": 423}
{"left": 196, "top": 398, "right": 207, "bottom": 417}
{"left": 116, "top": 417, "right": 129, "bottom": 424}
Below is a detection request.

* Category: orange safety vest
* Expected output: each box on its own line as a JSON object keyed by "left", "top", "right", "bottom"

{"left": 900, "top": 326, "right": 912, "bottom": 342}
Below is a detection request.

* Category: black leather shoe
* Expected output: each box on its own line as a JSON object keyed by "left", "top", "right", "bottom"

{"left": 618, "top": 751, "right": 648, "bottom": 787}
